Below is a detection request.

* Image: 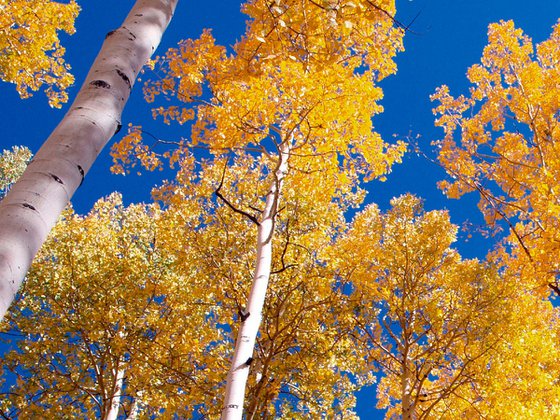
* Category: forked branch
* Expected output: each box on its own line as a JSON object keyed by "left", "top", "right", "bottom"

{"left": 214, "top": 158, "right": 260, "bottom": 226}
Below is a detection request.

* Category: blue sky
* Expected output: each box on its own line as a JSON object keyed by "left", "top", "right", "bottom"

{"left": 1, "top": 1, "right": 559, "bottom": 417}
{"left": 3, "top": 1, "right": 558, "bottom": 258}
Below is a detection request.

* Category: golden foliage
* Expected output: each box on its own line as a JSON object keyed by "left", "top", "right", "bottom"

{"left": 1, "top": 159, "right": 375, "bottom": 417}
{"left": 109, "top": 2, "right": 406, "bottom": 415}
{"left": 432, "top": 20, "right": 560, "bottom": 293}
{"left": 154, "top": 155, "right": 371, "bottom": 417}
{"left": 330, "top": 195, "right": 560, "bottom": 419}
{"left": 0, "top": 194, "right": 227, "bottom": 417}
{"left": 112, "top": 0, "right": 406, "bottom": 198}
{"left": 0, "top": 145, "right": 31, "bottom": 198}
{"left": 0, "top": 0, "right": 79, "bottom": 107}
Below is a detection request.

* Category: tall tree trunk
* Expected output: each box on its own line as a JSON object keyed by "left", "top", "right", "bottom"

{"left": 126, "top": 391, "right": 144, "bottom": 420}
{"left": 221, "top": 140, "right": 291, "bottom": 420}
{"left": 104, "top": 366, "right": 126, "bottom": 420}
{"left": 402, "top": 341, "right": 414, "bottom": 420}
{"left": 0, "top": 0, "right": 178, "bottom": 320}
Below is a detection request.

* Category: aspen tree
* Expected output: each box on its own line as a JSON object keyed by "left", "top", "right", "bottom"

{"left": 2, "top": 173, "right": 371, "bottom": 418}
{"left": 432, "top": 20, "right": 560, "bottom": 296}
{"left": 0, "top": 0, "right": 178, "bottom": 320}
{"left": 0, "top": 194, "right": 225, "bottom": 418}
{"left": 331, "top": 195, "right": 560, "bottom": 419}
{"left": 153, "top": 156, "right": 372, "bottom": 417}
{"left": 112, "top": 1, "right": 405, "bottom": 416}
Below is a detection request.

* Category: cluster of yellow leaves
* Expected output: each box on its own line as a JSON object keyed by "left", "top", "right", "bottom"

{"left": 113, "top": 0, "right": 406, "bottom": 207}
{"left": 239, "top": 0, "right": 401, "bottom": 77}
{"left": 155, "top": 155, "right": 372, "bottom": 417}
{"left": 466, "top": 284, "right": 560, "bottom": 419}
{"left": 1, "top": 154, "right": 375, "bottom": 418}
{"left": 3, "top": 182, "right": 558, "bottom": 418}
{"left": 108, "top": 2, "right": 408, "bottom": 415}
{"left": 0, "top": 0, "right": 79, "bottom": 107}
{"left": 329, "top": 194, "right": 560, "bottom": 419}
{"left": 0, "top": 194, "right": 228, "bottom": 418}
{"left": 110, "top": 125, "right": 164, "bottom": 175}
{"left": 432, "top": 20, "right": 560, "bottom": 293}
{"left": 0, "top": 145, "right": 31, "bottom": 198}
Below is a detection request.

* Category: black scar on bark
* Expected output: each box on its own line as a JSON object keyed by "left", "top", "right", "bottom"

{"left": 105, "top": 29, "right": 117, "bottom": 39}
{"left": 90, "top": 80, "right": 111, "bottom": 89}
{"left": 114, "top": 122, "right": 123, "bottom": 135}
{"left": 238, "top": 309, "right": 250, "bottom": 322}
{"left": 49, "top": 174, "right": 64, "bottom": 185}
{"left": 77, "top": 165, "right": 85, "bottom": 186}
{"left": 116, "top": 69, "right": 131, "bottom": 90}
{"left": 22, "top": 203, "right": 36, "bottom": 211}
{"left": 122, "top": 26, "right": 136, "bottom": 40}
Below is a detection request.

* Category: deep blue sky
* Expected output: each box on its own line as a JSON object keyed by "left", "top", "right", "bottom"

{"left": 1, "top": 1, "right": 559, "bottom": 418}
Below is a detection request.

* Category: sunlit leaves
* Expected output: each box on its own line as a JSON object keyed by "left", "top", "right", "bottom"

{"left": 0, "top": 145, "right": 31, "bottom": 199}
{"left": 109, "top": 2, "right": 406, "bottom": 415}
{"left": 110, "top": 125, "right": 164, "bottom": 175}
{"left": 0, "top": 194, "right": 226, "bottom": 418}
{"left": 0, "top": 0, "right": 79, "bottom": 107}
{"left": 0, "top": 157, "right": 374, "bottom": 417}
{"left": 432, "top": 20, "right": 560, "bottom": 293}
{"left": 158, "top": 158, "right": 372, "bottom": 417}
{"left": 329, "top": 195, "right": 558, "bottom": 419}
{"left": 113, "top": 0, "right": 406, "bottom": 205}
{"left": 239, "top": 0, "right": 402, "bottom": 78}
{"left": 468, "top": 287, "right": 560, "bottom": 419}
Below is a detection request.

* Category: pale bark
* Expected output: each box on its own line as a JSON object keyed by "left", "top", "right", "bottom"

{"left": 401, "top": 320, "right": 415, "bottom": 420}
{"left": 126, "top": 392, "right": 144, "bottom": 420}
{"left": 221, "top": 140, "right": 291, "bottom": 420}
{"left": 0, "top": 0, "right": 178, "bottom": 319}
{"left": 104, "top": 366, "right": 126, "bottom": 420}
{"left": 402, "top": 357, "right": 414, "bottom": 420}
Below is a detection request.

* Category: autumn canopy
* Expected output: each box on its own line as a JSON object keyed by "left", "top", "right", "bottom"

{"left": 0, "top": 1, "right": 559, "bottom": 419}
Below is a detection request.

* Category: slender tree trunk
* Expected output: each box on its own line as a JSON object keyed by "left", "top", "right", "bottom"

{"left": 104, "top": 366, "right": 126, "bottom": 420}
{"left": 126, "top": 391, "right": 144, "bottom": 420}
{"left": 221, "top": 140, "right": 291, "bottom": 420}
{"left": 0, "top": 0, "right": 178, "bottom": 320}
{"left": 402, "top": 341, "right": 414, "bottom": 420}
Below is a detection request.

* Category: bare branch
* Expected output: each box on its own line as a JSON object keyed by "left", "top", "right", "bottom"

{"left": 214, "top": 158, "right": 260, "bottom": 226}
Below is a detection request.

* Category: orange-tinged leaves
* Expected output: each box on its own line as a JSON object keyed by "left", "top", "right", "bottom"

{"left": 0, "top": 0, "right": 79, "bottom": 107}
{"left": 110, "top": 125, "right": 163, "bottom": 175}
{"left": 432, "top": 19, "right": 560, "bottom": 293}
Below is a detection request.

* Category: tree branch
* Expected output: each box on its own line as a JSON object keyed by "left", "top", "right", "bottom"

{"left": 214, "top": 158, "right": 260, "bottom": 226}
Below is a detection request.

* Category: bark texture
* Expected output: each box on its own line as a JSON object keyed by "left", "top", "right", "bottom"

{"left": 0, "top": 0, "right": 178, "bottom": 319}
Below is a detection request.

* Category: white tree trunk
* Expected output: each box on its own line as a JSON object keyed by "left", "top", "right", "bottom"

{"left": 221, "top": 140, "right": 291, "bottom": 420}
{"left": 401, "top": 339, "right": 414, "bottom": 420}
{"left": 126, "top": 391, "right": 144, "bottom": 420}
{"left": 105, "top": 366, "right": 126, "bottom": 420}
{"left": 0, "top": 0, "right": 178, "bottom": 320}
